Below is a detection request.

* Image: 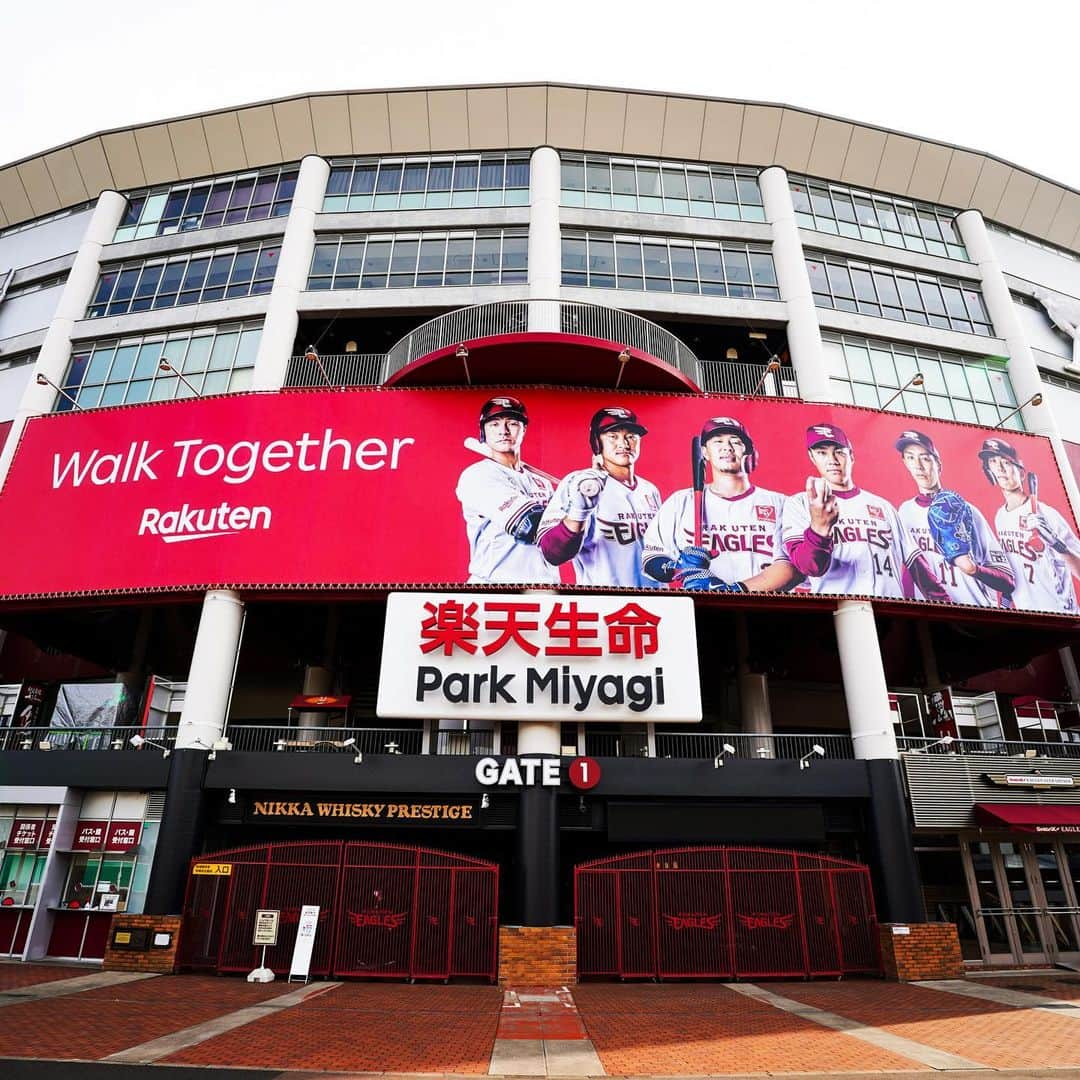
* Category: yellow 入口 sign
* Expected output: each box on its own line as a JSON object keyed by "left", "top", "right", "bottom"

{"left": 193, "top": 863, "right": 233, "bottom": 876}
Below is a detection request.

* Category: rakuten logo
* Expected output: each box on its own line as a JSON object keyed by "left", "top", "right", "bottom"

{"left": 139, "top": 502, "right": 271, "bottom": 543}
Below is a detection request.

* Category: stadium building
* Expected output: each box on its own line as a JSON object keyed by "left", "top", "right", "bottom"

{"left": 1, "top": 84, "right": 1079, "bottom": 979}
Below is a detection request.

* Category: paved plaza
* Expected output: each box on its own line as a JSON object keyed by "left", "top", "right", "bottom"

{"left": 3, "top": 963, "right": 1080, "bottom": 1076}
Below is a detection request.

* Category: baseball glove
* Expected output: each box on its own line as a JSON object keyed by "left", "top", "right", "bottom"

{"left": 928, "top": 489, "right": 974, "bottom": 562}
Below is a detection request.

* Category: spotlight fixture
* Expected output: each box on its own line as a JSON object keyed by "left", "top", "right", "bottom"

{"left": 481, "top": 793, "right": 490, "bottom": 809}
{"left": 35, "top": 372, "right": 82, "bottom": 410}
{"left": 880, "top": 373, "right": 924, "bottom": 411}
{"left": 227, "top": 788, "right": 237, "bottom": 805}
{"left": 994, "top": 393, "right": 1043, "bottom": 429}
{"left": 713, "top": 743, "right": 737, "bottom": 768}
{"left": 614, "top": 346, "right": 631, "bottom": 388}
{"left": 129, "top": 734, "right": 171, "bottom": 758}
{"left": 456, "top": 344, "right": 471, "bottom": 384}
{"left": 910, "top": 734, "right": 956, "bottom": 754}
{"left": 303, "top": 344, "right": 334, "bottom": 387}
{"left": 799, "top": 744, "right": 826, "bottom": 770}
{"left": 751, "top": 358, "right": 782, "bottom": 396}
{"left": 158, "top": 359, "right": 202, "bottom": 398}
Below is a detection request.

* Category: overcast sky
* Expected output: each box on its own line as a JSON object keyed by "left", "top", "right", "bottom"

{"left": 7, "top": 1, "right": 1078, "bottom": 189}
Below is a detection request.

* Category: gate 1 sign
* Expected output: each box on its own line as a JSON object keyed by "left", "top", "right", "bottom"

{"left": 377, "top": 592, "right": 701, "bottom": 723}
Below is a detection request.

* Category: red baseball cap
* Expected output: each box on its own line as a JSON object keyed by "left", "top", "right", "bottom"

{"left": 806, "top": 423, "right": 851, "bottom": 450}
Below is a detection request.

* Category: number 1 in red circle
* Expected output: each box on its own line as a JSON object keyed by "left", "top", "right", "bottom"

{"left": 568, "top": 756, "right": 600, "bottom": 790}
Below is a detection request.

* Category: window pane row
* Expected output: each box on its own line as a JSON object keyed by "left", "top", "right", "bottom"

{"left": 58, "top": 323, "right": 261, "bottom": 412}
{"left": 307, "top": 230, "right": 528, "bottom": 289}
{"left": 807, "top": 252, "right": 992, "bottom": 336}
{"left": 88, "top": 243, "right": 280, "bottom": 318}
{"left": 562, "top": 230, "right": 779, "bottom": 299}
{"left": 822, "top": 332, "right": 1021, "bottom": 428}
{"left": 561, "top": 154, "right": 765, "bottom": 221}
{"left": 323, "top": 154, "right": 530, "bottom": 212}
{"left": 790, "top": 176, "right": 967, "bottom": 260}
{"left": 114, "top": 167, "right": 298, "bottom": 242}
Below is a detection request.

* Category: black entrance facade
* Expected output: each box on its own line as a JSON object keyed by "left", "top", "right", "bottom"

{"left": 575, "top": 846, "right": 881, "bottom": 979}
{"left": 180, "top": 841, "right": 499, "bottom": 980}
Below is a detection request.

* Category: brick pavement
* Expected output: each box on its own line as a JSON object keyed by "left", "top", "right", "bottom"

{"left": 774, "top": 979, "right": 1080, "bottom": 1070}
{"left": 0, "top": 974, "right": 294, "bottom": 1061}
{"left": 572, "top": 983, "right": 923, "bottom": 1074}
{"left": 976, "top": 971, "right": 1080, "bottom": 1000}
{"left": 163, "top": 982, "right": 503, "bottom": 1074}
{"left": 0, "top": 962, "right": 86, "bottom": 991}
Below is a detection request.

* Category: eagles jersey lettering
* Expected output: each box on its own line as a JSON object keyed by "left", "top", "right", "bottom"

{"left": 455, "top": 459, "right": 557, "bottom": 585}
{"left": 995, "top": 500, "right": 1079, "bottom": 614}
{"left": 642, "top": 485, "right": 787, "bottom": 583}
{"left": 538, "top": 472, "right": 662, "bottom": 587}
{"left": 782, "top": 486, "right": 912, "bottom": 598}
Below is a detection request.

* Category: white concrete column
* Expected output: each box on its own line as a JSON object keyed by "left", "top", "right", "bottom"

{"left": 251, "top": 155, "right": 331, "bottom": 391}
{"left": 23, "top": 787, "right": 80, "bottom": 960}
{"left": 833, "top": 600, "right": 899, "bottom": 759}
{"left": 176, "top": 590, "right": 245, "bottom": 750}
{"left": 955, "top": 209, "right": 1080, "bottom": 516}
{"left": 0, "top": 190, "right": 128, "bottom": 483}
{"left": 296, "top": 664, "right": 333, "bottom": 732}
{"left": 735, "top": 614, "right": 773, "bottom": 741}
{"left": 759, "top": 166, "right": 832, "bottom": 403}
{"left": 527, "top": 146, "right": 561, "bottom": 331}
{"left": 516, "top": 720, "right": 561, "bottom": 755}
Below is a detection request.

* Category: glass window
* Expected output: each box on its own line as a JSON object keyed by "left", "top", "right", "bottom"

{"left": 56, "top": 325, "right": 262, "bottom": 412}
{"left": 821, "top": 332, "right": 1022, "bottom": 428}
{"left": 114, "top": 167, "right": 297, "bottom": 241}
{"left": 561, "top": 154, "right": 763, "bottom": 220}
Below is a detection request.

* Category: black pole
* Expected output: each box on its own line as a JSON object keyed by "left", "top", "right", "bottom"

{"left": 517, "top": 780, "right": 559, "bottom": 925}
{"left": 144, "top": 748, "right": 209, "bottom": 914}
{"left": 866, "top": 758, "right": 925, "bottom": 923}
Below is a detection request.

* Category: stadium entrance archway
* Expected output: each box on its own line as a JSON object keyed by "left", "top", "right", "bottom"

{"left": 575, "top": 846, "right": 880, "bottom": 979}
{"left": 180, "top": 841, "right": 498, "bottom": 981}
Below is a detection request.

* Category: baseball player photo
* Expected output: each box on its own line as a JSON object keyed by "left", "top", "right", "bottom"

{"left": 782, "top": 423, "right": 948, "bottom": 601}
{"left": 455, "top": 396, "right": 558, "bottom": 585}
{"left": 894, "top": 429, "right": 1015, "bottom": 608}
{"left": 641, "top": 416, "right": 800, "bottom": 593}
{"left": 537, "top": 407, "right": 662, "bottom": 587}
{"left": 980, "top": 436, "right": 1080, "bottom": 614}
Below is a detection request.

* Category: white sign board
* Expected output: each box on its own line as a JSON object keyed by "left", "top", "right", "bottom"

{"left": 377, "top": 592, "right": 701, "bottom": 723}
{"left": 288, "top": 905, "right": 320, "bottom": 983}
{"left": 253, "top": 909, "right": 280, "bottom": 946}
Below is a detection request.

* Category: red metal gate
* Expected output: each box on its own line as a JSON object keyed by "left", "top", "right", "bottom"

{"left": 180, "top": 841, "right": 498, "bottom": 981}
{"left": 575, "top": 846, "right": 880, "bottom": 979}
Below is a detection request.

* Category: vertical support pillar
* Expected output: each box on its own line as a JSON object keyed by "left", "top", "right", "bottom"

{"left": 735, "top": 614, "right": 773, "bottom": 745}
{"left": 866, "top": 759, "right": 926, "bottom": 923}
{"left": 1060, "top": 646, "right": 1080, "bottom": 703}
{"left": 251, "top": 155, "right": 331, "bottom": 391}
{"left": 527, "top": 146, "right": 561, "bottom": 331}
{"left": 758, "top": 166, "right": 832, "bottom": 403}
{"left": 144, "top": 589, "right": 244, "bottom": 914}
{"left": 833, "top": 600, "right": 899, "bottom": 760}
{"left": 955, "top": 209, "right": 1080, "bottom": 518}
{"left": 0, "top": 190, "right": 128, "bottom": 484}
{"left": 516, "top": 721, "right": 560, "bottom": 925}
{"left": 23, "top": 788, "right": 80, "bottom": 960}
{"left": 176, "top": 590, "right": 245, "bottom": 751}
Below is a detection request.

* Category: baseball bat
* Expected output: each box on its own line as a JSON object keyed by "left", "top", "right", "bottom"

{"left": 462, "top": 437, "right": 601, "bottom": 496}
{"left": 691, "top": 435, "right": 704, "bottom": 548}
{"left": 1028, "top": 471, "right": 1045, "bottom": 553}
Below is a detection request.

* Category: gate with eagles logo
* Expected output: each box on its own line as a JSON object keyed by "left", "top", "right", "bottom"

{"left": 575, "top": 846, "right": 880, "bottom": 979}
{"left": 180, "top": 841, "right": 498, "bottom": 980}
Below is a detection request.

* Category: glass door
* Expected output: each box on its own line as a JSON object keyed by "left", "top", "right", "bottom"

{"left": 1035, "top": 842, "right": 1080, "bottom": 965}
{"left": 965, "top": 842, "right": 1016, "bottom": 962}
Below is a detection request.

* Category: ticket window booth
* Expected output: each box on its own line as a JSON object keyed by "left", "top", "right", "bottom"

{"left": 0, "top": 806, "right": 59, "bottom": 957}
{"left": 47, "top": 791, "right": 161, "bottom": 961}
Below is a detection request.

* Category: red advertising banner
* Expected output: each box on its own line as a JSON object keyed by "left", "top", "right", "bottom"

{"left": 104, "top": 821, "right": 142, "bottom": 851}
{"left": 0, "top": 387, "right": 1077, "bottom": 616}
{"left": 71, "top": 820, "right": 108, "bottom": 850}
{"left": 8, "top": 819, "right": 43, "bottom": 849}
{"left": 41, "top": 819, "right": 56, "bottom": 850}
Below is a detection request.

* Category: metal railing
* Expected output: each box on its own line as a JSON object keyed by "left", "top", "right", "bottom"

{"left": 228, "top": 725, "right": 422, "bottom": 754}
{"left": 284, "top": 353, "right": 385, "bottom": 388}
{"left": 584, "top": 731, "right": 649, "bottom": 758}
{"left": 898, "top": 735, "right": 1080, "bottom": 758}
{"left": 382, "top": 299, "right": 701, "bottom": 382}
{"left": 697, "top": 359, "right": 800, "bottom": 398}
{"left": 654, "top": 731, "right": 855, "bottom": 760}
{"left": 434, "top": 729, "right": 496, "bottom": 756}
{"left": 0, "top": 725, "right": 176, "bottom": 752}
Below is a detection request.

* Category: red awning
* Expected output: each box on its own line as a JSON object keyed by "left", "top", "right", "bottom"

{"left": 975, "top": 803, "right": 1080, "bottom": 834}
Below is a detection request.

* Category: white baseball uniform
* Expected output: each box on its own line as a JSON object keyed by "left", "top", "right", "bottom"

{"left": 455, "top": 459, "right": 557, "bottom": 585}
{"left": 782, "top": 486, "right": 914, "bottom": 597}
{"left": 538, "top": 472, "right": 662, "bottom": 587}
{"left": 642, "top": 485, "right": 788, "bottom": 583}
{"left": 900, "top": 494, "right": 1012, "bottom": 607}
{"left": 994, "top": 499, "right": 1080, "bottom": 614}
